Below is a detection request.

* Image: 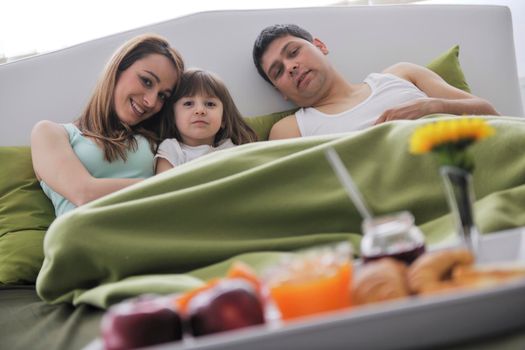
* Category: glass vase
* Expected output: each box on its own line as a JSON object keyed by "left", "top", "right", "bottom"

{"left": 440, "top": 165, "right": 480, "bottom": 255}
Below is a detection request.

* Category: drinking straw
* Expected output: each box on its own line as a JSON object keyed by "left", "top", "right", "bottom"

{"left": 324, "top": 147, "right": 373, "bottom": 220}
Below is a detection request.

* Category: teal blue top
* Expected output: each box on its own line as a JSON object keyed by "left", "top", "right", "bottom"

{"left": 40, "top": 123, "right": 155, "bottom": 217}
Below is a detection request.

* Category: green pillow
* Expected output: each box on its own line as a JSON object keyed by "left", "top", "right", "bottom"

{"left": 0, "top": 147, "right": 55, "bottom": 284}
{"left": 0, "top": 230, "right": 46, "bottom": 284}
{"left": 427, "top": 45, "right": 471, "bottom": 93}
{"left": 244, "top": 108, "right": 299, "bottom": 141}
{"left": 244, "top": 45, "right": 471, "bottom": 141}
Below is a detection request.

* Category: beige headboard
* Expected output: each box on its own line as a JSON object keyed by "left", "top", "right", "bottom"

{"left": 0, "top": 5, "right": 522, "bottom": 146}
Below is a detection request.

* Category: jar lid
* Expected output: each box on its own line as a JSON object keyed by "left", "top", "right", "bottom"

{"left": 362, "top": 211, "right": 414, "bottom": 237}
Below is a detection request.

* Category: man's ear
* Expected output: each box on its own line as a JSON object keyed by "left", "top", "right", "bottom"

{"left": 313, "top": 38, "right": 329, "bottom": 55}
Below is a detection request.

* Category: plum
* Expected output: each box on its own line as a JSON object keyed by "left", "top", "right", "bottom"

{"left": 101, "top": 295, "right": 183, "bottom": 350}
{"left": 188, "top": 279, "right": 265, "bottom": 337}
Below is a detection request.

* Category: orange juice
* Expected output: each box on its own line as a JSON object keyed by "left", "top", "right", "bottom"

{"left": 269, "top": 262, "right": 352, "bottom": 320}
{"left": 264, "top": 242, "right": 353, "bottom": 320}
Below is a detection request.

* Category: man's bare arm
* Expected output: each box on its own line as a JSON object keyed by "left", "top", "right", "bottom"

{"left": 375, "top": 63, "right": 499, "bottom": 124}
{"left": 268, "top": 115, "right": 302, "bottom": 140}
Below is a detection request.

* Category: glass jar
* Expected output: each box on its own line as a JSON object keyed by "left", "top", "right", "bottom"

{"left": 263, "top": 242, "right": 353, "bottom": 321}
{"left": 360, "top": 211, "right": 425, "bottom": 264}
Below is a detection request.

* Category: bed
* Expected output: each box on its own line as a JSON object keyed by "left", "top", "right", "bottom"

{"left": 1, "top": 5, "right": 525, "bottom": 350}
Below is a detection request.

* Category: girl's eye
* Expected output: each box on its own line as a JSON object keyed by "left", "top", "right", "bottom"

{"left": 205, "top": 101, "right": 216, "bottom": 107}
{"left": 289, "top": 47, "right": 299, "bottom": 57}
{"left": 182, "top": 100, "right": 193, "bottom": 107}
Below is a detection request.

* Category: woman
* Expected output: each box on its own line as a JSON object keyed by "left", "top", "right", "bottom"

{"left": 31, "top": 34, "right": 185, "bottom": 216}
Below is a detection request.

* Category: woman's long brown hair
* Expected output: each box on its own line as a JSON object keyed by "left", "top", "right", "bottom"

{"left": 77, "top": 34, "right": 185, "bottom": 162}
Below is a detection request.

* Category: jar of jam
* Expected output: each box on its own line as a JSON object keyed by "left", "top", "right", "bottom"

{"left": 360, "top": 211, "right": 425, "bottom": 264}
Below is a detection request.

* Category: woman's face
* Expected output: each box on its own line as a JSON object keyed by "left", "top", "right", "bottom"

{"left": 114, "top": 53, "right": 178, "bottom": 126}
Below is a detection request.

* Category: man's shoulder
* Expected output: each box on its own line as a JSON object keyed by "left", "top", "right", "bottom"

{"left": 383, "top": 62, "right": 426, "bottom": 80}
{"left": 269, "top": 114, "right": 301, "bottom": 140}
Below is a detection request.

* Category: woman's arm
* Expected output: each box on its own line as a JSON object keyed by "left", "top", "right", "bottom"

{"left": 31, "top": 120, "right": 143, "bottom": 206}
{"left": 375, "top": 63, "right": 499, "bottom": 124}
{"left": 155, "top": 157, "right": 174, "bottom": 174}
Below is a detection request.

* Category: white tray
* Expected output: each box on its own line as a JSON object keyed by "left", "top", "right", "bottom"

{"left": 85, "top": 227, "right": 525, "bottom": 350}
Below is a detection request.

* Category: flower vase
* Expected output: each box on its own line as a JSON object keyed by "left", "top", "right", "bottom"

{"left": 439, "top": 165, "right": 480, "bottom": 255}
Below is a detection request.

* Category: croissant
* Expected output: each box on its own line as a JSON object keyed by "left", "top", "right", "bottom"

{"left": 352, "top": 258, "right": 410, "bottom": 305}
{"left": 407, "top": 248, "right": 474, "bottom": 294}
{"left": 452, "top": 264, "right": 525, "bottom": 287}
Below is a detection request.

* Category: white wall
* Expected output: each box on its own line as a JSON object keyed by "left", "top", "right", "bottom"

{"left": 417, "top": 0, "right": 525, "bottom": 108}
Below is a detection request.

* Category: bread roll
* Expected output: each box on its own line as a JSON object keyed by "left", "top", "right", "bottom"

{"left": 407, "top": 248, "right": 474, "bottom": 294}
{"left": 452, "top": 264, "right": 525, "bottom": 287}
{"left": 353, "top": 258, "right": 410, "bottom": 305}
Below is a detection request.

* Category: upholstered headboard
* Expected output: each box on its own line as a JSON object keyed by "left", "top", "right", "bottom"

{"left": 0, "top": 5, "right": 522, "bottom": 146}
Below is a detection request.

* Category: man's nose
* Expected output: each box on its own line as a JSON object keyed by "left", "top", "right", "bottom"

{"left": 288, "top": 63, "right": 298, "bottom": 77}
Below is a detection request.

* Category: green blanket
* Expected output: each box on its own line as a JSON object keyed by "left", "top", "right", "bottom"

{"left": 36, "top": 116, "right": 525, "bottom": 309}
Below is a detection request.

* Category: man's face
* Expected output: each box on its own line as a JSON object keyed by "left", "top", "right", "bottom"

{"left": 260, "top": 35, "right": 330, "bottom": 107}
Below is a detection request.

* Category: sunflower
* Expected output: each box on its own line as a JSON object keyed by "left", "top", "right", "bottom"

{"left": 409, "top": 118, "right": 495, "bottom": 172}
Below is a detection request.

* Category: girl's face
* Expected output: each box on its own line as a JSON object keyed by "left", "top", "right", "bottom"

{"left": 114, "top": 53, "right": 178, "bottom": 126}
{"left": 174, "top": 94, "right": 224, "bottom": 146}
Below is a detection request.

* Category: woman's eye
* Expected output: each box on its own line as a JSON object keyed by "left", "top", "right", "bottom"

{"left": 289, "top": 47, "right": 299, "bottom": 57}
{"left": 141, "top": 76, "right": 152, "bottom": 87}
{"left": 158, "top": 93, "right": 168, "bottom": 102}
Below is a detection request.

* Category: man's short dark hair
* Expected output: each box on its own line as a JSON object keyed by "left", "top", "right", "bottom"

{"left": 252, "top": 24, "right": 313, "bottom": 85}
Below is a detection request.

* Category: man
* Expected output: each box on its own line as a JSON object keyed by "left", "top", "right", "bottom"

{"left": 252, "top": 24, "right": 499, "bottom": 140}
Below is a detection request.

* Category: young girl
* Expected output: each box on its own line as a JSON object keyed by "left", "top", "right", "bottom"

{"left": 31, "top": 34, "right": 185, "bottom": 216}
{"left": 155, "top": 69, "right": 257, "bottom": 173}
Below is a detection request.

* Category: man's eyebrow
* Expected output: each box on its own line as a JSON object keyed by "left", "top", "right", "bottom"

{"left": 268, "top": 41, "right": 294, "bottom": 76}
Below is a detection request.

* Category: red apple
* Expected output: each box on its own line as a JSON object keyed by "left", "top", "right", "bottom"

{"left": 187, "top": 279, "right": 265, "bottom": 337}
{"left": 101, "top": 295, "right": 183, "bottom": 350}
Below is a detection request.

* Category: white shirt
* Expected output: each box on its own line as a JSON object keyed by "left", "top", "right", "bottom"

{"left": 155, "top": 138, "right": 235, "bottom": 167}
{"left": 296, "top": 73, "right": 428, "bottom": 137}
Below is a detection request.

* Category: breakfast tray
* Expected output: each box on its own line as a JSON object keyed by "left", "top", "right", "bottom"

{"left": 84, "top": 227, "right": 525, "bottom": 350}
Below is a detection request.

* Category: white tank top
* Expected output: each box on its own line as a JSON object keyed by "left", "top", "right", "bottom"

{"left": 295, "top": 73, "right": 428, "bottom": 137}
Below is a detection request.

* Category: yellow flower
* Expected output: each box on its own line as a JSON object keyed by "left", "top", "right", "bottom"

{"left": 409, "top": 117, "right": 495, "bottom": 172}
{"left": 409, "top": 118, "right": 495, "bottom": 155}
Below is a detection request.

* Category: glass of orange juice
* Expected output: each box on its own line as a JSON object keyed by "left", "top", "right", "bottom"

{"left": 263, "top": 242, "right": 353, "bottom": 321}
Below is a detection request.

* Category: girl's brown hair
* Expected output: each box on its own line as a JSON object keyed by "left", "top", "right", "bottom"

{"left": 170, "top": 69, "right": 258, "bottom": 146}
{"left": 77, "top": 34, "right": 185, "bottom": 162}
